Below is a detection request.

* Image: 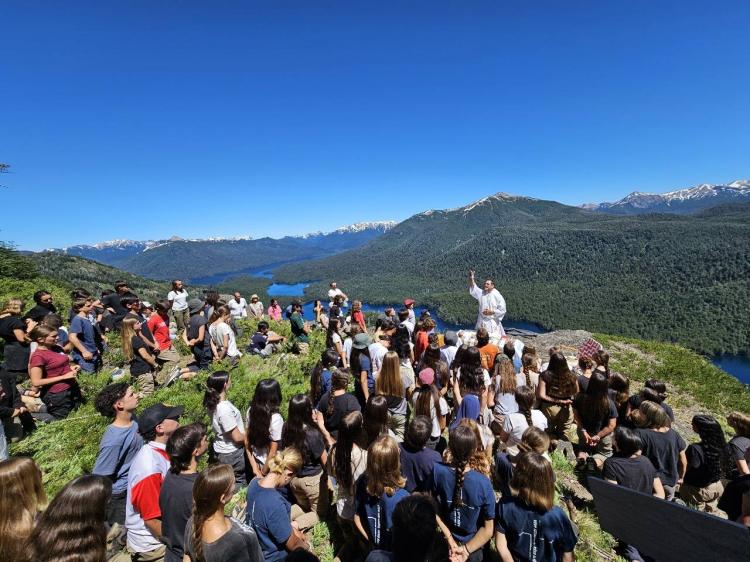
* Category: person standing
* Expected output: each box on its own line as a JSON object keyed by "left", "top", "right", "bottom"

{"left": 0, "top": 298, "right": 31, "bottom": 381}
{"left": 289, "top": 302, "right": 311, "bottom": 355}
{"left": 267, "top": 299, "right": 282, "bottom": 321}
{"left": 468, "top": 270, "right": 506, "bottom": 337}
{"left": 328, "top": 281, "right": 348, "bottom": 309}
{"left": 168, "top": 280, "right": 190, "bottom": 332}
{"left": 248, "top": 294, "right": 264, "bottom": 319}
{"left": 403, "top": 298, "right": 416, "bottom": 326}
{"left": 69, "top": 297, "right": 101, "bottom": 373}
{"left": 228, "top": 292, "right": 248, "bottom": 321}
{"left": 23, "top": 290, "right": 57, "bottom": 322}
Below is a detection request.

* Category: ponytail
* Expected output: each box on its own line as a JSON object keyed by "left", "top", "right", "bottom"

{"left": 203, "top": 371, "right": 230, "bottom": 414}
{"left": 447, "top": 425, "right": 477, "bottom": 509}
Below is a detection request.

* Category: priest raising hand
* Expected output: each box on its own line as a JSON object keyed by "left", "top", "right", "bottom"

{"left": 468, "top": 270, "right": 506, "bottom": 337}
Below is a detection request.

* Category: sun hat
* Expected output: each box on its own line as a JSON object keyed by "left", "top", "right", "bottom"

{"left": 137, "top": 403, "right": 184, "bottom": 436}
{"left": 418, "top": 367, "right": 435, "bottom": 385}
{"left": 188, "top": 298, "right": 205, "bottom": 314}
{"left": 352, "top": 333, "right": 372, "bottom": 349}
{"left": 251, "top": 294, "right": 259, "bottom": 300}
{"left": 404, "top": 298, "right": 415, "bottom": 307}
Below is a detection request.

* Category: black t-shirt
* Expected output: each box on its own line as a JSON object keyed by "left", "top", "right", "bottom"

{"left": 295, "top": 428, "right": 326, "bottom": 478}
{"left": 250, "top": 332, "right": 267, "bottom": 352}
{"left": 718, "top": 474, "right": 750, "bottom": 521}
{"left": 603, "top": 454, "right": 657, "bottom": 494}
{"left": 102, "top": 293, "right": 128, "bottom": 319}
{"left": 316, "top": 392, "right": 361, "bottom": 439}
{"left": 0, "top": 316, "right": 30, "bottom": 370}
{"left": 160, "top": 472, "right": 198, "bottom": 562}
{"left": 187, "top": 315, "right": 208, "bottom": 349}
{"left": 125, "top": 312, "right": 155, "bottom": 346}
{"left": 399, "top": 442, "right": 441, "bottom": 493}
{"left": 129, "top": 335, "right": 152, "bottom": 376}
{"left": 636, "top": 428, "right": 687, "bottom": 487}
{"left": 577, "top": 375, "right": 591, "bottom": 393}
{"left": 184, "top": 516, "right": 263, "bottom": 562}
{"left": 23, "top": 303, "right": 57, "bottom": 322}
{"left": 683, "top": 443, "right": 721, "bottom": 487}
{"left": 727, "top": 436, "right": 750, "bottom": 480}
{"left": 572, "top": 395, "right": 618, "bottom": 434}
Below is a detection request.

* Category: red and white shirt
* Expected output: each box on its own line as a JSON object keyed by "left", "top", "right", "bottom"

{"left": 125, "top": 440, "right": 169, "bottom": 553}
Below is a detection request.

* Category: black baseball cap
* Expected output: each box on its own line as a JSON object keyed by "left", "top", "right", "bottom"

{"left": 137, "top": 403, "right": 184, "bottom": 436}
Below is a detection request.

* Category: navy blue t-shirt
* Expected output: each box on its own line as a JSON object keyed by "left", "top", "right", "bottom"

{"left": 70, "top": 314, "right": 97, "bottom": 353}
{"left": 399, "top": 442, "right": 441, "bottom": 493}
{"left": 430, "top": 462, "right": 495, "bottom": 543}
{"left": 494, "top": 452, "right": 515, "bottom": 498}
{"left": 250, "top": 332, "right": 268, "bottom": 352}
{"left": 245, "top": 479, "right": 293, "bottom": 562}
{"left": 354, "top": 476, "right": 409, "bottom": 550}
{"left": 495, "top": 497, "right": 578, "bottom": 562}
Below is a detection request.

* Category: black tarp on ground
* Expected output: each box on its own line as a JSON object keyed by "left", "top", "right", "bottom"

{"left": 589, "top": 477, "right": 750, "bottom": 562}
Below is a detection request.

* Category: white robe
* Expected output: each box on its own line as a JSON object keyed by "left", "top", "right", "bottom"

{"left": 470, "top": 284, "right": 506, "bottom": 336}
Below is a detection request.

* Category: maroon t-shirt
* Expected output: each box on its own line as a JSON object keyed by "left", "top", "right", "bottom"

{"left": 29, "top": 347, "right": 73, "bottom": 394}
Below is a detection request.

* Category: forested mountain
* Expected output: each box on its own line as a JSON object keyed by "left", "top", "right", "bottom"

{"left": 583, "top": 179, "right": 750, "bottom": 215}
{"left": 48, "top": 222, "right": 395, "bottom": 281}
{"left": 274, "top": 194, "right": 750, "bottom": 355}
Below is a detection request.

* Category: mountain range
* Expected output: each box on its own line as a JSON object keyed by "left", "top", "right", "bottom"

{"left": 582, "top": 179, "right": 750, "bottom": 214}
{"left": 48, "top": 221, "right": 396, "bottom": 282}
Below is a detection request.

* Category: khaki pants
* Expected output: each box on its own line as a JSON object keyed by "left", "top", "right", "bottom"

{"left": 110, "top": 544, "right": 165, "bottom": 562}
{"left": 576, "top": 430, "right": 614, "bottom": 461}
{"left": 155, "top": 348, "right": 181, "bottom": 384}
{"left": 540, "top": 402, "right": 576, "bottom": 441}
{"left": 170, "top": 308, "right": 190, "bottom": 331}
{"left": 679, "top": 480, "right": 724, "bottom": 512}
{"left": 133, "top": 372, "right": 156, "bottom": 395}
{"left": 289, "top": 471, "right": 329, "bottom": 530}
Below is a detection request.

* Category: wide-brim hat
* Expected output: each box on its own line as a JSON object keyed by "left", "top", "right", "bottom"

{"left": 188, "top": 299, "right": 205, "bottom": 314}
{"left": 251, "top": 294, "right": 259, "bottom": 300}
{"left": 352, "top": 333, "right": 372, "bottom": 349}
{"left": 138, "top": 403, "right": 184, "bottom": 436}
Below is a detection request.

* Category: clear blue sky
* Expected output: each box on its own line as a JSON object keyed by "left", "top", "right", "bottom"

{"left": 2, "top": 1, "right": 748, "bottom": 250}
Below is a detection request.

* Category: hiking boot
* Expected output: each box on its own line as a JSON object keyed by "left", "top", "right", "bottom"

{"left": 163, "top": 367, "right": 182, "bottom": 387}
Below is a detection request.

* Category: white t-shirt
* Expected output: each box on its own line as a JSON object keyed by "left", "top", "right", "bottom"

{"left": 245, "top": 410, "right": 284, "bottom": 465}
{"left": 368, "top": 342, "right": 389, "bottom": 378}
{"left": 515, "top": 371, "right": 540, "bottom": 390}
{"left": 209, "top": 322, "right": 241, "bottom": 358}
{"left": 212, "top": 400, "right": 245, "bottom": 454}
{"left": 502, "top": 410, "right": 548, "bottom": 455}
{"left": 411, "top": 391, "right": 449, "bottom": 438}
{"left": 328, "top": 288, "right": 346, "bottom": 307}
{"left": 227, "top": 298, "right": 248, "bottom": 318}
{"left": 343, "top": 338, "right": 353, "bottom": 364}
{"left": 167, "top": 289, "right": 189, "bottom": 311}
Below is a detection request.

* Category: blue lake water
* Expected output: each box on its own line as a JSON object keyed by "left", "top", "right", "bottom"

{"left": 711, "top": 356, "right": 750, "bottom": 385}
{"left": 268, "top": 282, "right": 309, "bottom": 297}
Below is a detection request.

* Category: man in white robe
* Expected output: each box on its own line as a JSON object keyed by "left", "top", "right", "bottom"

{"left": 468, "top": 270, "right": 506, "bottom": 336}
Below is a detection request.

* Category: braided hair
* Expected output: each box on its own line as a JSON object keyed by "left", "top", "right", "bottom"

{"left": 447, "top": 425, "right": 477, "bottom": 508}
{"left": 692, "top": 415, "right": 728, "bottom": 483}
{"left": 515, "top": 385, "right": 535, "bottom": 428}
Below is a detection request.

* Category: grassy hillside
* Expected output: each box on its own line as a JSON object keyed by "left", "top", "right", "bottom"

{"left": 274, "top": 196, "right": 750, "bottom": 355}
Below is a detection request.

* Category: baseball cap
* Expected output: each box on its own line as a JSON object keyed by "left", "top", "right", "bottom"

{"left": 404, "top": 298, "right": 415, "bottom": 307}
{"left": 137, "top": 403, "right": 184, "bottom": 436}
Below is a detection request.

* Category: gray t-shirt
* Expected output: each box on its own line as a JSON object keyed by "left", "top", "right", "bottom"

{"left": 184, "top": 517, "right": 264, "bottom": 562}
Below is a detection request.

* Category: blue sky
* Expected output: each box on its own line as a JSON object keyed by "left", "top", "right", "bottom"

{"left": 2, "top": 1, "right": 748, "bottom": 250}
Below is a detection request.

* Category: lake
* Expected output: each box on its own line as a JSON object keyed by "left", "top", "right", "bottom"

{"left": 250, "top": 282, "right": 750, "bottom": 385}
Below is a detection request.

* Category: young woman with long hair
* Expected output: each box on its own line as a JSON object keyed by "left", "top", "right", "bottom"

{"left": 576, "top": 356, "right": 594, "bottom": 393}
{"left": 418, "top": 343, "right": 451, "bottom": 396}
{"left": 375, "top": 351, "right": 408, "bottom": 440}
{"left": 326, "top": 317, "right": 347, "bottom": 369}
{"left": 310, "top": 348, "right": 340, "bottom": 406}
{"left": 726, "top": 411, "right": 750, "bottom": 478}
{"left": 246, "top": 378, "right": 284, "bottom": 478}
{"left": 631, "top": 400, "right": 687, "bottom": 501}
{"left": 0, "top": 298, "right": 30, "bottom": 381}
{"left": 26, "top": 474, "right": 111, "bottom": 562}
{"left": 350, "top": 300, "right": 367, "bottom": 332}
{"left": 282, "top": 394, "right": 333, "bottom": 530}
{"left": 185, "top": 463, "right": 263, "bottom": 562}
{"left": 392, "top": 325, "right": 415, "bottom": 386}
{"left": 494, "top": 427, "right": 552, "bottom": 498}
{"left": 537, "top": 352, "right": 579, "bottom": 441}
{"left": 353, "top": 436, "right": 409, "bottom": 550}
{"left": 121, "top": 316, "right": 159, "bottom": 394}
{"left": 267, "top": 298, "right": 282, "bottom": 322}
{"left": 209, "top": 305, "right": 242, "bottom": 365}
{"left": 520, "top": 352, "right": 540, "bottom": 392}
{"left": 443, "top": 418, "right": 492, "bottom": 479}
{"left": 28, "top": 324, "right": 82, "bottom": 419}
{"left": 363, "top": 394, "right": 392, "bottom": 446}
{"left": 412, "top": 367, "right": 449, "bottom": 452}
{"left": 572, "top": 372, "right": 618, "bottom": 469}
{"left": 431, "top": 425, "right": 495, "bottom": 562}
{"left": 317, "top": 369, "right": 361, "bottom": 439}
{"left": 678, "top": 415, "right": 727, "bottom": 512}
{"left": 592, "top": 349, "right": 611, "bottom": 378}
{"left": 608, "top": 373, "right": 632, "bottom": 428}
{"left": 644, "top": 379, "right": 674, "bottom": 421}
{"left": 495, "top": 452, "right": 578, "bottom": 562}
{"left": 498, "top": 385, "right": 548, "bottom": 456}
{"left": 328, "top": 411, "right": 368, "bottom": 561}
{"left": 451, "top": 365, "right": 486, "bottom": 430}
{"left": 0, "top": 457, "right": 47, "bottom": 561}
{"left": 245, "top": 448, "right": 310, "bottom": 561}
{"left": 204, "top": 371, "right": 247, "bottom": 487}
{"left": 489, "top": 354, "right": 519, "bottom": 434}
{"left": 350, "top": 333, "right": 374, "bottom": 406}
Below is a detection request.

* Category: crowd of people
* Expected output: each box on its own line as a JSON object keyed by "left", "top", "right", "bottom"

{"left": 0, "top": 274, "right": 749, "bottom": 562}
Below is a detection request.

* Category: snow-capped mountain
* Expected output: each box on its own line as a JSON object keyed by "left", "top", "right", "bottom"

{"left": 583, "top": 179, "right": 750, "bottom": 215}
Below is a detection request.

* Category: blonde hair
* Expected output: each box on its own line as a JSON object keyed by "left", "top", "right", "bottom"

{"left": 634, "top": 401, "right": 670, "bottom": 429}
{"left": 0, "top": 298, "right": 24, "bottom": 316}
{"left": 0, "top": 458, "right": 47, "bottom": 560}
{"left": 266, "top": 447, "right": 303, "bottom": 476}
{"left": 376, "top": 352, "right": 403, "bottom": 398}
{"left": 366, "top": 436, "right": 406, "bottom": 497}
{"left": 120, "top": 316, "right": 139, "bottom": 362}
{"left": 728, "top": 412, "right": 750, "bottom": 438}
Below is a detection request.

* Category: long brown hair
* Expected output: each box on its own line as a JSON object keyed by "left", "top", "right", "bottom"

{"left": 515, "top": 385, "right": 535, "bottom": 428}
{"left": 511, "top": 452, "right": 555, "bottom": 512}
{"left": 27, "top": 474, "right": 111, "bottom": 562}
{"left": 493, "top": 354, "right": 517, "bottom": 394}
{"left": 330, "top": 411, "right": 365, "bottom": 492}
{"left": 191, "top": 464, "right": 235, "bottom": 562}
{"left": 521, "top": 353, "right": 538, "bottom": 388}
{"left": 376, "top": 352, "right": 403, "bottom": 398}
{"left": 0, "top": 458, "right": 47, "bottom": 560}
{"left": 544, "top": 352, "right": 578, "bottom": 399}
{"left": 443, "top": 419, "right": 490, "bottom": 478}
{"left": 447, "top": 424, "right": 477, "bottom": 508}
{"left": 366, "top": 436, "right": 406, "bottom": 497}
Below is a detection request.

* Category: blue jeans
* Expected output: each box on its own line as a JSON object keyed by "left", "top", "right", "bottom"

{"left": 71, "top": 350, "right": 101, "bottom": 373}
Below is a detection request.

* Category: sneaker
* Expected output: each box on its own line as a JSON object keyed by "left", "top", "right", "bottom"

{"left": 110, "top": 368, "right": 126, "bottom": 381}
{"left": 163, "top": 367, "right": 182, "bottom": 387}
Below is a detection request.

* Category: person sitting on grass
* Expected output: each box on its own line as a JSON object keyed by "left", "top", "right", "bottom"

{"left": 204, "top": 371, "right": 247, "bottom": 488}
{"left": 248, "top": 321, "right": 285, "bottom": 357}
{"left": 209, "top": 305, "right": 242, "bottom": 366}
{"left": 399, "top": 415, "right": 441, "bottom": 493}
{"left": 148, "top": 299, "right": 185, "bottom": 383}
{"left": 92, "top": 382, "right": 143, "bottom": 529}
{"left": 679, "top": 415, "right": 727, "bottom": 513}
{"left": 122, "top": 317, "right": 159, "bottom": 395}
{"left": 0, "top": 457, "right": 47, "bottom": 561}
{"left": 572, "top": 372, "right": 618, "bottom": 470}
{"left": 494, "top": 427, "right": 551, "bottom": 499}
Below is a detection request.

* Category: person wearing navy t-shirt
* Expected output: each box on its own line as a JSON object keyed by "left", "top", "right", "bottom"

{"left": 431, "top": 425, "right": 495, "bottom": 562}
{"left": 246, "top": 448, "right": 310, "bottom": 562}
{"left": 399, "top": 415, "right": 441, "bottom": 493}
{"left": 354, "top": 436, "right": 409, "bottom": 550}
{"left": 495, "top": 452, "right": 577, "bottom": 562}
